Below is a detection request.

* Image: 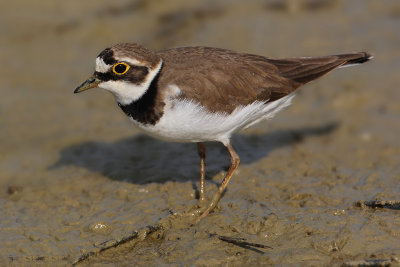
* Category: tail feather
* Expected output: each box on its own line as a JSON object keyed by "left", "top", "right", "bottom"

{"left": 338, "top": 52, "right": 373, "bottom": 68}
{"left": 339, "top": 52, "right": 372, "bottom": 65}
{"left": 268, "top": 52, "right": 372, "bottom": 85}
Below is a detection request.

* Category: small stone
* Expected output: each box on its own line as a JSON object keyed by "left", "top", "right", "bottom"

{"left": 88, "top": 221, "right": 112, "bottom": 235}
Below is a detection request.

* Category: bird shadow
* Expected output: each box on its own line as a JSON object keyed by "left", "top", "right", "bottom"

{"left": 50, "top": 122, "right": 338, "bottom": 184}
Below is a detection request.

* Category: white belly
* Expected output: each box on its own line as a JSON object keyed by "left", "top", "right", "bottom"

{"left": 131, "top": 93, "right": 295, "bottom": 145}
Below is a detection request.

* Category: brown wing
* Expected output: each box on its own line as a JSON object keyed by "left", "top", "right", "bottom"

{"left": 158, "top": 47, "right": 371, "bottom": 114}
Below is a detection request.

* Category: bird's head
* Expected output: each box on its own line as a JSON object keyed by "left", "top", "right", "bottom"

{"left": 74, "top": 43, "right": 162, "bottom": 105}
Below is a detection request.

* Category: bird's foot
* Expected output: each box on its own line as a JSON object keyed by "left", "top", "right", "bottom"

{"left": 183, "top": 195, "right": 208, "bottom": 216}
{"left": 184, "top": 203, "right": 207, "bottom": 217}
{"left": 183, "top": 192, "right": 222, "bottom": 219}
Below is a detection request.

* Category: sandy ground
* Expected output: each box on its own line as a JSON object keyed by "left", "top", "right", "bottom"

{"left": 1, "top": 0, "right": 400, "bottom": 265}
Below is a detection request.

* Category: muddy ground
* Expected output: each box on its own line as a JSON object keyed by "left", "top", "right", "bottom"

{"left": 1, "top": 0, "right": 400, "bottom": 266}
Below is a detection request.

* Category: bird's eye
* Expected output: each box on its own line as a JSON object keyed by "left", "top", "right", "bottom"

{"left": 112, "top": 63, "right": 130, "bottom": 75}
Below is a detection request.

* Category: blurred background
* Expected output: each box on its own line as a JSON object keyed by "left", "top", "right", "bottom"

{"left": 1, "top": 0, "right": 399, "bottom": 265}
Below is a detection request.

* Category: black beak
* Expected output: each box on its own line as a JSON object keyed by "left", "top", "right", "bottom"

{"left": 74, "top": 76, "right": 100, "bottom": 94}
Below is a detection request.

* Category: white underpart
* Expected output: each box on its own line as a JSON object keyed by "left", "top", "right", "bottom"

{"left": 95, "top": 58, "right": 112, "bottom": 72}
{"left": 98, "top": 60, "right": 163, "bottom": 105}
{"left": 166, "top": 84, "right": 182, "bottom": 96}
{"left": 132, "top": 89, "right": 295, "bottom": 145}
{"left": 338, "top": 63, "right": 361, "bottom": 68}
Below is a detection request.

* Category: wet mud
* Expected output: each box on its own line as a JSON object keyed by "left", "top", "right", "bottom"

{"left": 1, "top": 0, "right": 400, "bottom": 265}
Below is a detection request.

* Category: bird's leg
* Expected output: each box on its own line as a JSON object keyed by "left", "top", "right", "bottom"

{"left": 197, "top": 142, "right": 207, "bottom": 206}
{"left": 199, "top": 143, "right": 240, "bottom": 218}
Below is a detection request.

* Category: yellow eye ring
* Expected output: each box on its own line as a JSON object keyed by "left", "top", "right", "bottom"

{"left": 112, "top": 63, "right": 130, "bottom": 75}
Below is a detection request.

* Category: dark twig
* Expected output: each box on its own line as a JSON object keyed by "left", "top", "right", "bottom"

{"left": 72, "top": 225, "right": 163, "bottom": 266}
{"left": 355, "top": 200, "right": 400, "bottom": 210}
{"left": 342, "top": 257, "right": 399, "bottom": 266}
{"left": 211, "top": 234, "right": 273, "bottom": 252}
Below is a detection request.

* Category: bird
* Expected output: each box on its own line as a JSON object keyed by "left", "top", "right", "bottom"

{"left": 75, "top": 43, "right": 371, "bottom": 218}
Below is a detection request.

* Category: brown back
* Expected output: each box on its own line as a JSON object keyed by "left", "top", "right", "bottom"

{"left": 157, "top": 47, "right": 370, "bottom": 114}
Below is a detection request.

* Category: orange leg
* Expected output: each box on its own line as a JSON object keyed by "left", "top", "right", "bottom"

{"left": 199, "top": 143, "right": 240, "bottom": 218}
{"left": 197, "top": 142, "right": 206, "bottom": 204}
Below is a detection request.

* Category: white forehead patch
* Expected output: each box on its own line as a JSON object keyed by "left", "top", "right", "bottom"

{"left": 95, "top": 57, "right": 112, "bottom": 73}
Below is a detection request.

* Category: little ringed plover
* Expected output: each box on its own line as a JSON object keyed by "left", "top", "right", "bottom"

{"left": 75, "top": 43, "right": 371, "bottom": 218}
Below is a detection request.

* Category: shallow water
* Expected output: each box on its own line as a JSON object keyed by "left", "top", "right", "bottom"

{"left": 1, "top": 0, "right": 400, "bottom": 265}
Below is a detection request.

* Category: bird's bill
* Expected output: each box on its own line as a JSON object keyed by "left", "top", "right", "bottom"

{"left": 74, "top": 76, "right": 100, "bottom": 94}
